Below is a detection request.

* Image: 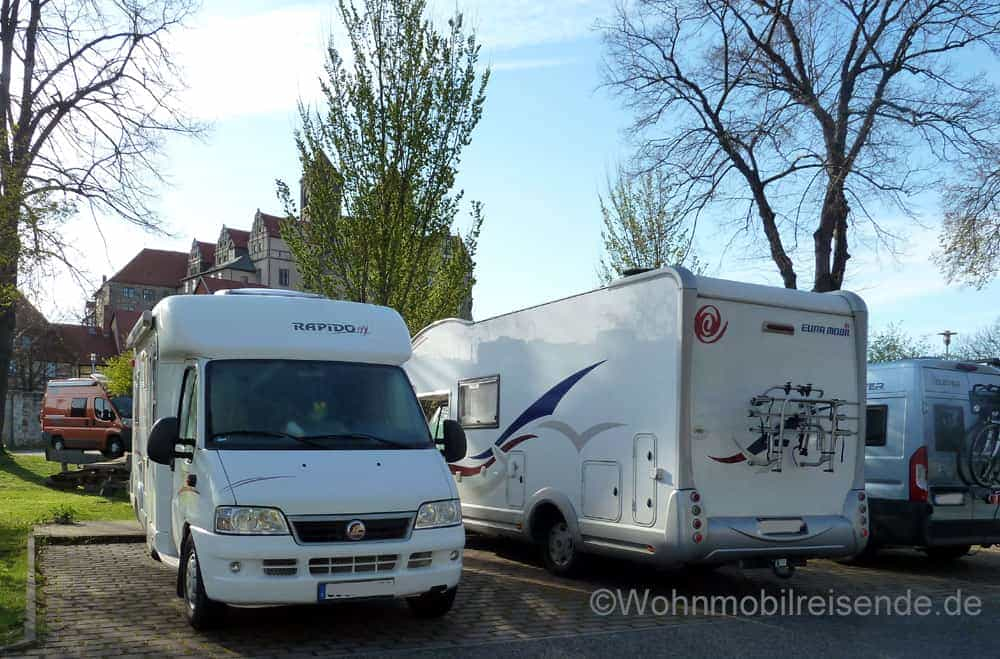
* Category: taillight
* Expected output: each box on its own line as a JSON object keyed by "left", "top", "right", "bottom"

{"left": 909, "top": 446, "right": 929, "bottom": 502}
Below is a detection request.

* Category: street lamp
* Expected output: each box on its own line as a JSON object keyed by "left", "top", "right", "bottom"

{"left": 938, "top": 331, "right": 957, "bottom": 359}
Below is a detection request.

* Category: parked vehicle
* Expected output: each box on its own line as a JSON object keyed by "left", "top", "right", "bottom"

{"left": 127, "top": 289, "right": 466, "bottom": 629}
{"left": 41, "top": 375, "right": 132, "bottom": 458}
{"left": 405, "top": 267, "right": 870, "bottom": 578}
{"left": 863, "top": 359, "right": 1000, "bottom": 560}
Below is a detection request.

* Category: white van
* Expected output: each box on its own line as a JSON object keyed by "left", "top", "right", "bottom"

{"left": 405, "top": 267, "right": 869, "bottom": 577}
{"left": 127, "top": 290, "right": 467, "bottom": 629}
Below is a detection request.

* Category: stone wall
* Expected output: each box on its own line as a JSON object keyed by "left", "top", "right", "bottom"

{"left": 3, "top": 390, "right": 45, "bottom": 449}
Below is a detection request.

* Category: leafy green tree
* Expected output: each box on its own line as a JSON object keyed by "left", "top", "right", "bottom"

{"left": 277, "top": 0, "right": 488, "bottom": 333}
{"left": 598, "top": 167, "right": 702, "bottom": 284}
{"left": 868, "top": 323, "right": 933, "bottom": 364}
{"left": 101, "top": 351, "right": 133, "bottom": 397}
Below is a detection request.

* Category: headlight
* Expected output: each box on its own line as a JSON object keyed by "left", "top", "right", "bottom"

{"left": 215, "top": 506, "right": 289, "bottom": 535}
{"left": 414, "top": 499, "right": 462, "bottom": 529}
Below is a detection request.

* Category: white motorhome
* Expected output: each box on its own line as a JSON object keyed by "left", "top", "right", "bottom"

{"left": 405, "top": 267, "right": 869, "bottom": 577}
{"left": 128, "top": 290, "right": 467, "bottom": 629}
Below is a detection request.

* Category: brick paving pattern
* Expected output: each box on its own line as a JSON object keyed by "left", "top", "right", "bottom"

{"left": 10, "top": 539, "right": 1000, "bottom": 657}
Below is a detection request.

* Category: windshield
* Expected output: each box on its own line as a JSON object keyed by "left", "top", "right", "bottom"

{"left": 110, "top": 396, "right": 133, "bottom": 419}
{"left": 205, "top": 360, "right": 432, "bottom": 450}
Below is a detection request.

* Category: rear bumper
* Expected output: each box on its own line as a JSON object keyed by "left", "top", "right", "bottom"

{"left": 190, "top": 524, "right": 464, "bottom": 605}
{"left": 869, "top": 498, "right": 1000, "bottom": 547}
{"left": 692, "top": 515, "right": 861, "bottom": 563}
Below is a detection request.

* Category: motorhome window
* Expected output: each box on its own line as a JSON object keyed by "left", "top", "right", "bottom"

{"left": 458, "top": 376, "right": 499, "bottom": 429}
{"left": 179, "top": 369, "right": 198, "bottom": 441}
{"left": 205, "top": 360, "right": 432, "bottom": 450}
{"left": 933, "top": 405, "right": 965, "bottom": 452}
{"left": 865, "top": 405, "right": 888, "bottom": 447}
{"left": 429, "top": 405, "right": 449, "bottom": 440}
{"left": 69, "top": 398, "right": 87, "bottom": 417}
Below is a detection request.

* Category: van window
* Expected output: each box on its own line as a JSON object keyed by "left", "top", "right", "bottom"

{"left": 94, "top": 398, "right": 113, "bottom": 420}
{"left": 458, "top": 376, "right": 500, "bottom": 429}
{"left": 205, "top": 360, "right": 432, "bottom": 450}
{"left": 179, "top": 370, "right": 198, "bottom": 441}
{"left": 865, "top": 405, "right": 888, "bottom": 447}
{"left": 933, "top": 405, "right": 965, "bottom": 452}
{"left": 70, "top": 398, "right": 87, "bottom": 417}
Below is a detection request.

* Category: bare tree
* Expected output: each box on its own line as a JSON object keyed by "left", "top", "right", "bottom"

{"left": 956, "top": 316, "right": 1000, "bottom": 362}
{"left": 602, "top": 0, "right": 1000, "bottom": 292}
{"left": 0, "top": 0, "right": 200, "bottom": 441}
{"left": 936, "top": 150, "right": 1000, "bottom": 288}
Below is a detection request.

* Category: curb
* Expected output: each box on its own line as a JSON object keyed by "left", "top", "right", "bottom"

{"left": 0, "top": 534, "right": 37, "bottom": 653}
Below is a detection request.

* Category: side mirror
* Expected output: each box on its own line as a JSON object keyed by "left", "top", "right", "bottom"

{"left": 147, "top": 417, "right": 192, "bottom": 465}
{"left": 441, "top": 419, "right": 467, "bottom": 463}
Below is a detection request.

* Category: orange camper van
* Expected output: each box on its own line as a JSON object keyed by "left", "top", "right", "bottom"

{"left": 40, "top": 376, "right": 132, "bottom": 458}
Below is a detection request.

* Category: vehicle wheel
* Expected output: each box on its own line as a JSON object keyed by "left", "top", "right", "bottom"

{"left": 541, "top": 516, "right": 583, "bottom": 577}
{"left": 51, "top": 437, "right": 65, "bottom": 451}
{"left": 406, "top": 587, "right": 457, "bottom": 618}
{"left": 840, "top": 539, "right": 881, "bottom": 565}
{"left": 102, "top": 437, "right": 124, "bottom": 459}
{"left": 180, "top": 535, "right": 224, "bottom": 630}
{"left": 924, "top": 545, "right": 971, "bottom": 562}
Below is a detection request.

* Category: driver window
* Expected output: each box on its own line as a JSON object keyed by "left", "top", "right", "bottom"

{"left": 419, "top": 395, "right": 450, "bottom": 441}
{"left": 179, "top": 369, "right": 199, "bottom": 441}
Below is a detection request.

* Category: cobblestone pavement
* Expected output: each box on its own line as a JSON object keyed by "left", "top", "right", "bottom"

{"left": 10, "top": 538, "right": 1000, "bottom": 658}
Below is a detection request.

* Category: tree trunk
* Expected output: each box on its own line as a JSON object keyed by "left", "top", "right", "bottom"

{"left": 813, "top": 180, "right": 851, "bottom": 292}
{"left": 756, "top": 194, "right": 798, "bottom": 289}
{"left": 0, "top": 301, "right": 15, "bottom": 449}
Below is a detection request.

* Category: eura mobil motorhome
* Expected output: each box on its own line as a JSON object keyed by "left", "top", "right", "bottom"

{"left": 127, "top": 290, "right": 467, "bottom": 629}
{"left": 405, "top": 267, "right": 870, "bottom": 577}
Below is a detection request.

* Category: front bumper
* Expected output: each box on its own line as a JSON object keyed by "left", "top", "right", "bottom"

{"left": 869, "top": 498, "right": 1000, "bottom": 547}
{"left": 190, "top": 524, "right": 464, "bottom": 605}
{"left": 691, "top": 514, "right": 861, "bottom": 563}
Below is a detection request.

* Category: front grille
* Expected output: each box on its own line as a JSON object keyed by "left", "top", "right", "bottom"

{"left": 292, "top": 516, "right": 412, "bottom": 543}
{"left": 309, "top": 554, "right": 398, "bottom": 575}
{"left": 407, "top": 551, "right": 433, "bottom": 569}
{"left": 262, "top": 559, "right": 298, "bottom": 576}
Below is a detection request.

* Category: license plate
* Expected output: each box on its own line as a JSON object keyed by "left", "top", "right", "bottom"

{"left": 318, "top": 578, "right": 395, "bottom": 601}
{"left": 758, "top": 518, "right": 805, "bottom": 535}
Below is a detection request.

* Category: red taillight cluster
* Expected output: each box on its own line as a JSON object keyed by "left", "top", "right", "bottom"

{"left": 690, "top": 491, "right": 704, "bottom": 541}
{"left": 909, "top": 447, "right": 929, "bottom": 503}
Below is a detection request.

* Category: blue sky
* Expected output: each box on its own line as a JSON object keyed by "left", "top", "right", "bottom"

{"left": 40, "top": 0, "right": 1000, "bottom": 349}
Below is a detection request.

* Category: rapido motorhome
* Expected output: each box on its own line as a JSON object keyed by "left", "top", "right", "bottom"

{"left": 405, "top": 267, "right": 870, "bottom": 577}
{"left": 128, "top": 290, "right": 467, "bottom": 629}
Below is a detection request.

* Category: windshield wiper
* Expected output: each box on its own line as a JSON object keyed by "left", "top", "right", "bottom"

{"left": 210, "top": 430, "right": 327, "bottom": 449}
{"left": 298, "top": 432, "right": 416, "bottom": 449}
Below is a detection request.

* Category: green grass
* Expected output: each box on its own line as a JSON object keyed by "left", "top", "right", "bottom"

{"left": 0, "top": 451, "right": 132, "bottom": 645}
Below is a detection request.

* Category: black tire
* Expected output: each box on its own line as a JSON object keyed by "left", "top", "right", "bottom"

{"left": 406, "top": 587, "right": 457, "bottom": 618}
{"left": 924, "top": 545, "right": 971, "bottom": 562}
{"left": 180, "top": 535, "right": 225, "bottom": 630}
{"left": 51, "top": 436, "right": 65, "bottom": 451}
{"left": 102, "top": 436, "right": 124, "bottom": 459}
{"left": 540, "top": 516, "right": 583, "bottom": 577}
{"left": 840, "top": 538, "right": 881, "bottom": 565}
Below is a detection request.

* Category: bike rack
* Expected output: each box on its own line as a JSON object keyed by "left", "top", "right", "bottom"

{"left": 747, "top": 383, "right": 858, "bottom": 473}
{"left": 962, "top": 384, "right": 1000, "bottom": 489}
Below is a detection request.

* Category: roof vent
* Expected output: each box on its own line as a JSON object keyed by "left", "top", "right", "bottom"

{"left": 214, "top": 288, "right": 325, "bottom": 299}
{"left": 621, "top": 267, "right": 654, "bottom": 277}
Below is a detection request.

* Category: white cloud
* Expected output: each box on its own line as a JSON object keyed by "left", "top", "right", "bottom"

{"left": 173, "top": 1, "right": 607, "bottom": 119}
{"left": 174, "top": 4, "right": 335, "bottom": 119}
